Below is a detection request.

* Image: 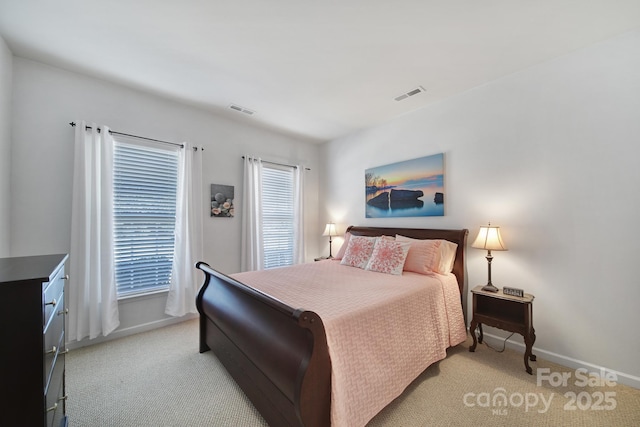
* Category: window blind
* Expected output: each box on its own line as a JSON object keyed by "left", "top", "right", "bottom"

{"left": 113, "top": 142, "right": 179, "bottom": 296}
{"left": 262, "top": 165, "right": 295, "bottom": 269}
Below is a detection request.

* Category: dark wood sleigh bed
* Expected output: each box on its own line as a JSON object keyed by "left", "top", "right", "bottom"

{"left": 195, "top": 226, "right": 468, "bottom": 427}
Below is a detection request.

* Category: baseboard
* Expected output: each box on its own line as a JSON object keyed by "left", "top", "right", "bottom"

{"left": 477, "top": 330, "right": 640, "bottom": 390}
{"left": 67, "top": 314, "right": 198, "bottom": 350}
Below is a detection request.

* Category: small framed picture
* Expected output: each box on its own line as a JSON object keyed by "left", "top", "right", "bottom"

{"left": 211, "top": 184, "right": 234, "bottom": 217}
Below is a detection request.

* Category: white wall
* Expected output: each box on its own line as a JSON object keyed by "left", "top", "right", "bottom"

{"left": 0, "top": 36, "right": 11, "bottom": 257}
{"left": 321, "top": 30, "right": 640, "bottom": 386}
{"left": 10, "top": 57, "right": 321, "bottom": 343}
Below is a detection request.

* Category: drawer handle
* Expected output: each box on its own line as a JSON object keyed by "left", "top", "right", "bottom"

{"left": 46, "top": 345, "right": 57, "bottom": 355}
{"left": 61, "top": 348, "right": 70, "bottom": 355}
{"left": 45, "top": 298, "right": 57, "bottom": 307}
{"left": 46, "top": 402, "right": 58, "bottom": 412}
{"left": 59, "top": 395, "right": 68, "bottom": 402}
{"left": 57, "top": 308, "right": 69, "bottom": 316}
{"left": 62, "top": 274, "right": 69, "bottom": 280}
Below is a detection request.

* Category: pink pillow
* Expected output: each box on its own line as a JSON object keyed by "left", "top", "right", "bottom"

{"left": 395, "top": 235, "right": 442, "bottom": 274}
{"left": 334, "top": 232, "right": 351, "bottom": 260}
{"left": 365, "top": 239, "right": 411, "bottom": 275}
{"left": 340, "top": 236, "right": 376, "bottom": 269}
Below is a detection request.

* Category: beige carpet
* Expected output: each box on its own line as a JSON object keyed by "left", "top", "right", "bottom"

{"left": 67, "top": 319, "right": 639, "bottom": 426}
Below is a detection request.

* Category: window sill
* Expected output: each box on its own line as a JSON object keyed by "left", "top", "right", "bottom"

{"left": 117, "top": 288, "right": 169, "bottom": 302}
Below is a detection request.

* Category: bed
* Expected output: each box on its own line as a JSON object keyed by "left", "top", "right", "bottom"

{"left": 195, "top": 226, "right": 468, "bottom": 427}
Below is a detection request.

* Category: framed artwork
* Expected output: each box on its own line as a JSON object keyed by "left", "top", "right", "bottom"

{"left": 211, "top": 184, "right": 234, "bottom": 217}
{"left": 365, "top": 153, "right": 444, "bottom": 218}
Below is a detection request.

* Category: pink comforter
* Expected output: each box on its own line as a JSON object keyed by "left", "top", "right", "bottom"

{"left": 233, "top": 259, "right": 467, "bottom": 427}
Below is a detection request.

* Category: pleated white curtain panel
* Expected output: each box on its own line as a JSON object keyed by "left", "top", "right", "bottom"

{"left": 241, "top": 156, "right": 264, "bottom": 271}
{"left": 165, "top": 142, "right": 203, "bottom": 316}
{"left": 69, "top": 121, "right": 120, "bottom": 341}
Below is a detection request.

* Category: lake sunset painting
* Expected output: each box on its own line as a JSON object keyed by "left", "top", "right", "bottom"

{"left": 365, "top": 153, "right": 445, "bottom": 218}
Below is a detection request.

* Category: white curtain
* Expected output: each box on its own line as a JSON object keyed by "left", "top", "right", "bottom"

{"left": 293, "top": 164, "right": 306, "bottom": 264}
{"left": 166, "top": 142, "right": 203, "bottom": 316}
{"left": 69, "top": 121, "right": 120, "bottom": 341}
{"left": 241, "top": 156, "right": 264, "bottom": 271}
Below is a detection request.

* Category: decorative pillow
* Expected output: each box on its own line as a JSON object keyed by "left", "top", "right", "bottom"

{"left": 340, "top": 236, "right": 377, "bottom": 269}
{"left": 395, "top": 235, "right": 442, "bottom": 274}
{"left": 335, "top": 233, "right": 391, "bottom": 261}
{"left": 365, "top": 238, "right": 411, "bottom": 275}
{"left": 334, "top": 232, "right": 351, "bottom": 260}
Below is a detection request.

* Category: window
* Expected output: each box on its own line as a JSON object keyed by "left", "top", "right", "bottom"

{"left": 113, "top": 140, "right": 179, "bottom": 297}
{"left": 261, "top": 164, "right": 295, "bottom": 269}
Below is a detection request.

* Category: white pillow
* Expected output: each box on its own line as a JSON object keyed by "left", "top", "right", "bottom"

{"left": 438, "top": 239, "right": 458, "bottom": 274}
{"left": 334, "top": 232, "right": 351, "bottom": 260}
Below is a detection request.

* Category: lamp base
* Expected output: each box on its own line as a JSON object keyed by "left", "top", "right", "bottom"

{"left": 481, "top": 283, "right": 499, "bottom": 293}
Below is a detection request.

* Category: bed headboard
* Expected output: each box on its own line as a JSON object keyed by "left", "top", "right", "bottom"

{"left": 345, "top": 226, "right": 469, "bottom": 297}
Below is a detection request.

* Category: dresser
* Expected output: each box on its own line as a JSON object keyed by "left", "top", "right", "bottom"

{"left": 0, "top": 254, "right": 69, "bottom": 426}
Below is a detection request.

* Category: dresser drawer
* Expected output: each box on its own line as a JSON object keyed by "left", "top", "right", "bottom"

{"left": 43, "top": 265, "right": 66, "bottom": 330}
{"left": 44, "top": 298, "right": 65, "bottom": 390}
{"left": 45, "top": 347, "right": 66, "bottom": 427}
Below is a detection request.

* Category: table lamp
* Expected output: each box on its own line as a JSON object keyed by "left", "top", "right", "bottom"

{"left": 471, "top": 223, "right": 508, "bottom": 292}
{"left": 322, "top": 223, "right": 337, "bottom": 258}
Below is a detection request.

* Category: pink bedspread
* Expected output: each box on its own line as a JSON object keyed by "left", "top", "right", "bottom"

{"left": 233, "top": 259, "right": 467, "bottom": 427}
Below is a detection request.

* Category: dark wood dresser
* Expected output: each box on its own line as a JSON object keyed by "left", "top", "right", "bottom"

{"left": 0, "top": 254, "right": 69, "bottom": 426}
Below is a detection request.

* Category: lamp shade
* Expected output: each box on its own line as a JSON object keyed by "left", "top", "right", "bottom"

{"left": 322, "top": 222, "right": 337, "bottom": 237}
{"left": 471, "top": 224, "right": 507, "bottom": 251}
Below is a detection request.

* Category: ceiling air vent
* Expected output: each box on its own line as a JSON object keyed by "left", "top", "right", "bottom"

{"left": 394, "top": 86, "right": 426, "bottom": 102}
{"left": 228, "top": 104, "right": 255, "bottom": 116}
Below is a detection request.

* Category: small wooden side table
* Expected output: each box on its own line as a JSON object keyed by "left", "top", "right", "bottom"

{"left": 469, "top": 286, "right": 537, "bottom": 374}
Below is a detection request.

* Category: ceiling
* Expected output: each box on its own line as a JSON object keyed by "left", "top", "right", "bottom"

{"left": 1, "top": 1, "right": 639, "bottom": 143}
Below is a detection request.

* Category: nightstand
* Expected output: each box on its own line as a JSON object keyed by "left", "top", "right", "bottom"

{"left": 469, "top": 285, "right": 536, "bottom": 374}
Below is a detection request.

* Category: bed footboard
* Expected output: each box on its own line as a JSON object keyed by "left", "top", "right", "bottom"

{"left": 195, "top": 262, "right": 330, "bottom": 427}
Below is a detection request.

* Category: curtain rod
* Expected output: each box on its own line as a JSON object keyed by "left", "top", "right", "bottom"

{"left": 242, "top": 156, "right": 311, "bottom": 171}
{"left": 69, "top": 122, "right": 202, "bottom": 150}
